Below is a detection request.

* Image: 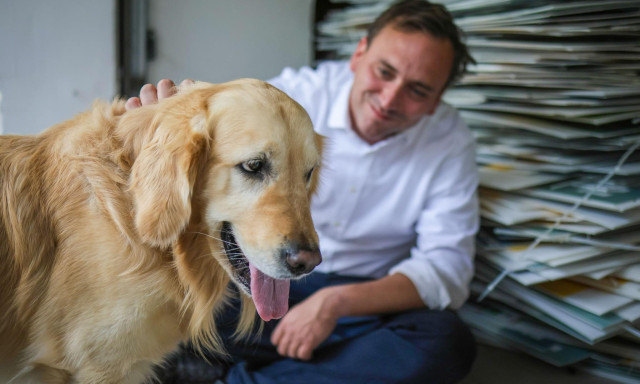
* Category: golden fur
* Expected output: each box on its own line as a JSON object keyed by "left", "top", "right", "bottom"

{"left": 0, "top": 79, "right": 322, "bottom": 383}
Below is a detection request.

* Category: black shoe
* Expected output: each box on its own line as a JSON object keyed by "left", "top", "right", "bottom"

{"left": 154, "top": 345, "right": 228, "bottom": 384}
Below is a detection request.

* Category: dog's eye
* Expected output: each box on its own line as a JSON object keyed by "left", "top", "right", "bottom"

{"left": 241, "top": 159, "right": 264, "bottom": 173}
{"left": 305, "top": 167, "right": 315, "bottom": 183}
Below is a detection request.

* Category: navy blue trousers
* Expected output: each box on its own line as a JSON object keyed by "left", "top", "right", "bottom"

{"left": 215, "top": 273, "right": 476, "bottom": 384}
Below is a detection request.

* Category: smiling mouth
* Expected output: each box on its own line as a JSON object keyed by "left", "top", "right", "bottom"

{"left": 371, "top": 104, "right": 391, "bottom": 120}
{"left": 221, "top": 221, "right": 251, "bottom": 294}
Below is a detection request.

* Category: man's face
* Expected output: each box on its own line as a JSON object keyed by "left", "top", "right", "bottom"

{"left": 348, "top": 25, "right": 454, "bottom": 144}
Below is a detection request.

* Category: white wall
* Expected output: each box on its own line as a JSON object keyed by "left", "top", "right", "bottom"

{"left": 0, "top": 0, "right": 117, "bottom": 135}
{"left": 0, "top": 0, "right": 313, "bottom": 135}
{"left": 147, "top": 0, "right": 313, "bottom": 84}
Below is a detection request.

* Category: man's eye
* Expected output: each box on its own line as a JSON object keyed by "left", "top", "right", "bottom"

{"left": 242, "top": 159, "right": 263, "bottom": 173}
{"left": 378, "top": 67, "right": 393, "bottom": 79}
{"left": 409, "top": 87, "right": 428, "bottom": 99}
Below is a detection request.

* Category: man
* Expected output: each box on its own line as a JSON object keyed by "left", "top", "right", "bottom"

{"left": 129, "top": 1, "right": 479, "bottom": 383}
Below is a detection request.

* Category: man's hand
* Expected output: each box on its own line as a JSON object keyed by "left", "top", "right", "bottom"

{"left": 271, "top": 274, "right": 425, "bottom": 360}
{"left": 271, "top": 287, "right": 341, "bottom": 361}
{"left": 124, "top": 79, "right": 194, "bottom": 110}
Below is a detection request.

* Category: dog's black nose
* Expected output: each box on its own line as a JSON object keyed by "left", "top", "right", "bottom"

{"left": 282, "top": 246, "right": 321, "bottom": 275}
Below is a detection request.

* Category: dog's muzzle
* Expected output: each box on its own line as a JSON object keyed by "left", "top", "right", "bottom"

{"left": 220, "top": 221, "right": 321, "bottom": 321}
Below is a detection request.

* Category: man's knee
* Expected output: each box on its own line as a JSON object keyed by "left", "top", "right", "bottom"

{"left": 387, "top": 309, "right": 476, "bottom": 383}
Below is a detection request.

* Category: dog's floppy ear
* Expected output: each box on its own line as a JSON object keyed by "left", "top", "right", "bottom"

{"left": 128, "top": 102, "right": 210, "bottom": 248}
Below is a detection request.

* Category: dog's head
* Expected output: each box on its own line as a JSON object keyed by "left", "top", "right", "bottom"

{"left": 120, "top": 79, "right": 322, "bottom": 321}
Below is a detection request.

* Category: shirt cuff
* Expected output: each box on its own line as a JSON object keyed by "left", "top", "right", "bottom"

{"left": 389, "top": 259, "right": 469, "bottom": 310}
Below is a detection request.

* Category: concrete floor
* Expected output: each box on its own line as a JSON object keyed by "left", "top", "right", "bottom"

{"left": 461, "top": 344, "right": 623, "bottom": 384}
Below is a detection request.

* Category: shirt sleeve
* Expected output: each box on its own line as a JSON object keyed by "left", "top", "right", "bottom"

{"left": 267, "top": 65, "right": 327, "bottom": 110}
{"left": 389, "top": 115, "right": 479, "bottom": 310}
{"left": 267, "top": 66, "right": 303, "bottom": 96}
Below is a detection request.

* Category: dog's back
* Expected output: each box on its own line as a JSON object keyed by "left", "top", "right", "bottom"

{"left": 0, "top": 101, "right": 141, "bottom": 380}
{"left": 0, "top": 133, "right": 60, "bottom": 359}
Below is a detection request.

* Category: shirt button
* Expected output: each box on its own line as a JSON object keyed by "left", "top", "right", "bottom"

{"left": 349, "top": 187, "right": 357, "bottom": 193}
{"left": 333, "top": 221, "right": 342, "bottom": 228}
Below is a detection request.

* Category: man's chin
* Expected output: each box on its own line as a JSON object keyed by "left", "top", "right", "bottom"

{"left": 352, "top": 112, "right": 403, "bottom": 143}
{"left": 357, "top": 127, "right": 391, "bottom": 145}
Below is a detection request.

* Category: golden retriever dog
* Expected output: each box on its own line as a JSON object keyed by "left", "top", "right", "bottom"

{"left": 0, "top": 79, "right": 322, "bottom": 383}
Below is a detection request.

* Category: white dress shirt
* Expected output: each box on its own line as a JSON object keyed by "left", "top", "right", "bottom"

{"left": 269, "top": 61, "right": 479, "bottom": 309}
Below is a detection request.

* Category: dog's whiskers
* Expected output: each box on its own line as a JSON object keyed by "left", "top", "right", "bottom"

{"left": 225, "top": 254, "right": 248, "bottom": 260}
{"left": 188, "top": 231, "right": 238, "bottom": 248}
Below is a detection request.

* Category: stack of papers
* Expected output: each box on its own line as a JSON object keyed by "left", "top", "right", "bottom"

{"left": 317, "top": 0, "right": 640, "bottom": 381}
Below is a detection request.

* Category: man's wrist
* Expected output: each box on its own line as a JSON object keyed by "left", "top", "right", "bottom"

{"left": 319, "top": 285, "right": 349, "bottom": 320}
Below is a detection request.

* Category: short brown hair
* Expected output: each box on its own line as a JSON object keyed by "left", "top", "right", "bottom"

{"left": 366, "top": 0, "right": 474, "bottom": 89}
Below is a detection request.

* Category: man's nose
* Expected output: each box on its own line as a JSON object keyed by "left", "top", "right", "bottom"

{"left": 379, "top": 82, "right": 403, "bottom": 110}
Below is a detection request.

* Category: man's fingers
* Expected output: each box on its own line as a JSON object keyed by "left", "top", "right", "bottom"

{"left": 287, "top": 341, "right": 301, "bottom": 360}
{"left": 180, "top": 78, "right": 195, "bottom": 88}
{"left": 126, "top": 78, "right": 190, "bottom": 111}
{"left": 297, "top": 343, "right": 313, "bottom": 361}
{"left": 139, "top": 84, "right": 158, "bottom": 106}
{"left": 273, "top": 326, "right": 298, "bottom": 359}
{"left": 157, "top": 79, "right": 176, "bottom": 100}
{"left": 276, "top": 336, "right": 291, "bottom": 358}
{"left": 125, "top": 97, "right": 142, "bottom": 111}
{"left": 272, "top": 325, "right": 316, "bottom": 360}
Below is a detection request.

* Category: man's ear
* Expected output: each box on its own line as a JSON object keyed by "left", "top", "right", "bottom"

{"left": 427, "top": 90, "right": 446, "bottom": 116}
{"left": 349, "top": 36, "right": 369, "bottom": 72}
{"left": 129, "top": 110, "right": 209, "bottom": 248}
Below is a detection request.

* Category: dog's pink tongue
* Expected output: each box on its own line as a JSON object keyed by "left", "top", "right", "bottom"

{"left": 249, "top": 263, "right": 290, "bottom": 321}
